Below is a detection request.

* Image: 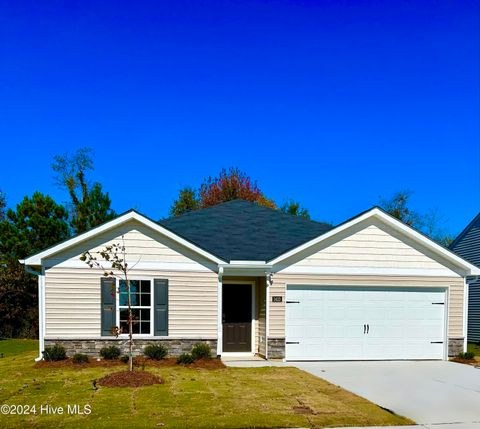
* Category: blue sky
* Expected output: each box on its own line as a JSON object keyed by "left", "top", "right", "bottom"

{"left": 0, "top": 0, "right": 478, "bottom": 235}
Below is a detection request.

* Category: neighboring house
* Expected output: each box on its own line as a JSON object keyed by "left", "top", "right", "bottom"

{"left": 21, "top": 200, "right": 480, "bottom": 361}
{"left": 449, "top": 213, "right": 480, "bottom": 343}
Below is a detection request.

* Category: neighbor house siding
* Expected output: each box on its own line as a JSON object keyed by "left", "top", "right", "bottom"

{"left": 44, "top": 267, "right": 218, "bottom": 338}
{"left": 269, "top": 274, "right": 464, "bottom": 339}
{"left": 468, "top": 279, "right": 480, "bottom": 342}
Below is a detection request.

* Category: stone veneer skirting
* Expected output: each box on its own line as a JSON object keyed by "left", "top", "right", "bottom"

{"left": 267, "top": 338, "right": 285, "bottom": 359}
{"left": 44, "top": 338, "right": 217, "bottom": 357}
{"left": 448, "top": 338, "right": 464, "bottom": 357}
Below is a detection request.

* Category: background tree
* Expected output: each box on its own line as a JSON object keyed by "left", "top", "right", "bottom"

{"left": 0, "top": 192, "right": 70, "bottom": 260}
{"left": 170, "top": 167, "right": 276, "bottom": 216}
{"left": 280, "top": 199, "right": 311, "bottom": 219}
{"left": 0, "top": 192, "right": 70, "bottom": 338}
{"left": 169, "top": 187, "right": 200, "bottom": 217}
{"left": 379, "top": 190, "right": 421, "bottom": 227}
{"left": 199, "top": 167, "right": 276, "bottom": 209}
{"left": 379, "top": 190, "right": 452, "bottom": 246}
{"left": 0, "top": 189, "right": 5, "bottom": 220}
{"left": 52, "top": 147, "right": 116, "bottom": 234}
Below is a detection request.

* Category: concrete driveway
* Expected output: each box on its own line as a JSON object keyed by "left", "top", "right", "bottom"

{"left": 292, "top": 361, "right": 480, "bottom": 427}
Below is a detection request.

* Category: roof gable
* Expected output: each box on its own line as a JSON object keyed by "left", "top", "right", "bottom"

{"left": 22, "top": 210, "right": 225, "bottom": 266}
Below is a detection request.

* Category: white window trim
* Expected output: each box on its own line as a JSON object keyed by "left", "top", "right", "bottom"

{"left": 116, "top": 277, "right": 154, "bottom": 338}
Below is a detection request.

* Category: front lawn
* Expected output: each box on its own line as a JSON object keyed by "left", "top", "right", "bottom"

{"left": 0, "top": 340, "right": 413, "bottom": 428}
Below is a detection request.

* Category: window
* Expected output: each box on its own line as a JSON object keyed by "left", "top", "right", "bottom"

{"left": 118, "top": 280, "right": 152, "bottom": 335}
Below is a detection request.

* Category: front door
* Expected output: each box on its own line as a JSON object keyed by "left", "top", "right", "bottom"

{"left": 223, "top": 284, "right": 252, "bottom": 352}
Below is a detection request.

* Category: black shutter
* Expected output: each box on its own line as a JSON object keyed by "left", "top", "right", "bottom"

{"left": 154, "top": 279, "right": 168, "bottom": 336}
{"left": 101, "top": 277, "right": 116, "bottom": 336}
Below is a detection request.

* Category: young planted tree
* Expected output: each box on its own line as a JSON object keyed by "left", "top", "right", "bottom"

{"left": 81, "top": 239, "right": 136, "bottom": 371}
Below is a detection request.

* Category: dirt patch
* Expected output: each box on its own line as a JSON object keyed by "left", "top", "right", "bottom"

{"left": 98, "top": 370, "right": 163, "bottom": 388}
{"left": 293, "top": 405, "right": 314, "bottom": 415}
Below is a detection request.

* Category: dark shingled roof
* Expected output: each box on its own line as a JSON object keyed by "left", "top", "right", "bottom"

{"left": 159, "top": 200, "right": 332, "bottom": 262}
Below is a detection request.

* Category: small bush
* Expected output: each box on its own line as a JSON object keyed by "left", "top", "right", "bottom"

{"left": 457, "top": 351, "right": 475, "bottom": 360}
{"left": 191, "top": 343, "right": 212, "bottom": 360}
{"left": 144, "top": 343, "right": 168, "bottom": 360}
{"left": 120, "top": 355, "right": 129, "bottom": 363}
{"left": 72, "top": 353, "right": 89, "bottom": 364}
{"left": 177, "top": 353, "right": 194, "bottom": 365}
{"left": 100, "top": 345, "right": 121, "bottom": 360}
{"left": 43, "top": 344, "right": 67, "bottom": 361}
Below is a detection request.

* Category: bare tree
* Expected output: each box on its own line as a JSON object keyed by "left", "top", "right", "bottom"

{"left": 80, "top": 238, "right": 137, "bottom": 371}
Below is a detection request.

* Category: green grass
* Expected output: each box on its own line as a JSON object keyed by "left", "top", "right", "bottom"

{"left": 0, "top": 339, "right": 38, "bottom": 357}
{"left": 467, "top": 342, "right": 480, "bottom": 360}
{"left": 0, "top": 340, "right": 413, "bottom": 429}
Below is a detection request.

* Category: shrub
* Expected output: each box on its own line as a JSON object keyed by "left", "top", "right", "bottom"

{"left": 100, "top": 345, "right": 121, "bottom": 360}
{"left": 120, "top": 355, "right": 129, "bottom": 363}
{"left": 72, "top": 353, "right": 89, "bottom": 364}
{"left": 177, "top": 353, "right": 194, "bottom": 365}
{"left": 144, "top": 343, "right": 168, "bottom": 360}
{"left": 191, "top": 343, "right": 212, "bottom": 360}
{"left": 43, "top": 344, "right": 67, "bottom": 361}
{"left": 457, "top": 351, "right": 475, "bottom": 360}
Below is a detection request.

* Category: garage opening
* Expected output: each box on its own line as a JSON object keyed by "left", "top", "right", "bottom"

{"left": 286, "top": 286, "right": 446, "bottom": 361}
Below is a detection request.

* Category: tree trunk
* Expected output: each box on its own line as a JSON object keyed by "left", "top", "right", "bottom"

{"left": 126, "top": 275, "right": 133, "bottom": 372}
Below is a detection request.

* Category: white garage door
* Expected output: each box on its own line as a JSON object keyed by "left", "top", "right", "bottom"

{"left": 286, "top": 286, "right": 446, "bottom": 360}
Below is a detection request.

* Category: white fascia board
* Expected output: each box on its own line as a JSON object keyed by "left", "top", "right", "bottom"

{"left": 270, "top": 207, "right": 480, "bottom": 276}
{"left": 22, "top": 211, "right": 224, "bottom": 266}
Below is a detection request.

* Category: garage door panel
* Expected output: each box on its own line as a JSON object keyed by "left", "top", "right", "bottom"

{"left": 286, "top": 286, "right": 446, "bottom": 361}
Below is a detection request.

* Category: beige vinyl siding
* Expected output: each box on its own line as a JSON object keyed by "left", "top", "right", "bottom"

{"left": 44, "top": 267, "right": 218, "bottom": 339}
{"left": 281, "top": 221, "right": 463, "bottom": 275}
{"left": 270, "top": 274, "right": 464, "bottom": 338}
{"left": 257, "top": 277, "right": 267, "bottom": 355}
{"left": 43, "top": 220, "right": 217, "bottom": 271}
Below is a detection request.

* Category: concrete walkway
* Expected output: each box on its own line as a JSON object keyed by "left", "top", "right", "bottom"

{"left": 224, "top": 359, "right": 480, "bottom": 428}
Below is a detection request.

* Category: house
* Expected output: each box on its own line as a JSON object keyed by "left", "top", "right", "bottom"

{"left": 21, "top": 200, "right": 480, "bottom": 361}
{"left": 449, "top": 213, "right": 480, "bottom": 343}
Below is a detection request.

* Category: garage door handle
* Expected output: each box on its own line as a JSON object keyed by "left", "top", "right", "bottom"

{"left": 430, "top": 341, "right": 443, "bottom": 344}
{"left": 286, "top": 301, "right": 300, "bottom": 304}
{"left": 364, "top": 324, "right": 366, "bottom": 334}
{"left": 367, "top": 324, "right": 369, "bottom": 334}
{"left": 286, "top": 341, "right": 300, "bottom": 344}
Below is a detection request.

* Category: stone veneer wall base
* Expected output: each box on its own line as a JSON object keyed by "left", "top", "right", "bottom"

{"left": 44, "top": 338, "right": 217, "bottom": 357}
{"left": 448, "top": 338, "right": 464, "bottom": 357}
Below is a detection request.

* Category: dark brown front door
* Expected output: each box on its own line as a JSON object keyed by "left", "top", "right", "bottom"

{"left": 223, "top": 284, "right": 252, "bottom": 352}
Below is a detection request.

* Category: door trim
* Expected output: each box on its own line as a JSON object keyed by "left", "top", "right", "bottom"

{"left": 222, "top": 280, "right": 256, "bottom": 354}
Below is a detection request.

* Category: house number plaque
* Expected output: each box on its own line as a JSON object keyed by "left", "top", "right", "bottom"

{"left": 272, "top": 296, "right": 283, "bottom": 303}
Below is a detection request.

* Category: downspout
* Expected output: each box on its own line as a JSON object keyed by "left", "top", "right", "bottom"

{"left": 464, "top": 278, "right": 469, "bottom": 353}
{"left": 216, "top": 266, "right": 224, "bottom": 357}
{"left": 24, "top": 265, "right": 44, "bottom": 361}
{"left": 463, "top": 275, "right": 479, "bottom": 353}
{"left": 265, "top": 272, "right": 272, "bottom": 360}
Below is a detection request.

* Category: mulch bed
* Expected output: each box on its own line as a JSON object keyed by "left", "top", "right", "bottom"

{"left": 450, "top": 358, "right": 480, "bottom": 367}
{"left": 35, "top": 356, "right": 225, "bottom": 370}
{"left": 97, "top": 370, "right": 163, "bottom": 388}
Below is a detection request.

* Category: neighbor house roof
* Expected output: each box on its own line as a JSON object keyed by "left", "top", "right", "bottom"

{"left": 449, "top": 212, "right": 480, "bottom": 267}
{"left": 159, "top": 200, "right": 332, "bottom": 262}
